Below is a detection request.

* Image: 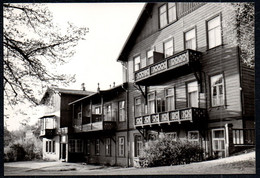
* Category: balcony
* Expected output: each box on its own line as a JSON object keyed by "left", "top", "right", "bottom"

{"left": 40, "top": 129, "right": 56, "bottom": 138}
{"left": 134, "top": 107, "right": 207, "bottom": 128}
{"left": 134, "top": 49, "right": 202, "bottom": 85}
{"left": 73, "top": 114, "right": 117, "bottom": 133}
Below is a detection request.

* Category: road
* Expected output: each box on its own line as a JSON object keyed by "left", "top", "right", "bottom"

{"left": 4, "top": 151, "right": 255, "bottom": 176}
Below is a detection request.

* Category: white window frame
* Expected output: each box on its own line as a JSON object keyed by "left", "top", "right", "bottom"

{"left": 211, "top": 74, "right": 225, "bottom": 107}
{"left": 187, "top": 81, "right": 199, "bottom": 107}
{"left": 168, "top": 3, "right": 177, "bottom": 23}
{"left": 118, "top": 137, "right": 125, "bottom": 157}
{"left": 185, "top": 28, "right": 196, "bottom": 50}
{"left": 135, "top": 97, "right": 142, "bottom": 117}
{"left": 188, "top": 131, "right": 199, "bottom": 144}
{"left": 134, "top": 55, "right": 141, "bottom": 71}
{"left": 166, "top": 132, "right": 177, "bottom": 141}
{"left": 165, "top": 87, "right": 175, "bottom": 111}
{"left": 159, "top": 3, "right": 177, "bottom": 29}
{"left": 207, "top": 15, "right": 222, "bottom": 49}
{"left": 119, "top": 100, "right": 126, "bottom": 122}
{"left": 212, "top": 128, "right": 226, "bottom": 152}
{"left": 163, "top": 38, "right": 174, "bottom": 58}
{"left": 95, "top": 106, "right": 101, "bottom": 114}
{"left": 105, "top": 138, "right": 111, "bottom": 156}
{"left": 148, "top": 92, "right": 156, "bottom": 114}
{"left": 104, "top": 104, "right": 112, "bottom": 121}
{"left": 159, "top": 4, "right": 167, "bottom": 28}
{"left": 146, "top": 49, "right": 154, "bottom": 66}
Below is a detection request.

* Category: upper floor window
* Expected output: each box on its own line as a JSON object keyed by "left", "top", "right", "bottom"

{"left": 134, "top": 55, "right": 141, "bottom": 71}
{"left": 119, "top": 101, "right": 126, "bottom": 122}
{"left": 147, "top": 49, "right": 154, "bottom": 65}
{"left": 77, "top": 112, "right": 82, "bottom": 120}
{"left": 104, "top": 104, "right": 112, "bottom": 121}
{"left": 148, "top": 92, "right": 156, "bottom": 114}
{"left": 164, "top": 38, "right": 174, "bottom": 58}
{"left": 187, "top": 81, "right": 198, "bottom": 107}
{"left": 135, "top": 97, "right": 142, "bottom": 117}
{"left": 159, "top": 3, "right": 177, "bottom": 29}
{"left": 185, "top": 28, "right": 196, "bottom": 50}
{"left": 211, "top": 74, "right": 225, "bottom": 107}
{"left": 165, "top": 87, "right": 175, "bottom": 111}
{"left": 95, "top": 106, "right": 101, "bottom": 114}
{"left": 207, "top": 15, "right": 221, "bottom": 49}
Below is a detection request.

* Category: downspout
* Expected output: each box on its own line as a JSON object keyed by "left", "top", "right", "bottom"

{"left": 122, "top": 83, "right": 129, "bottom": 167}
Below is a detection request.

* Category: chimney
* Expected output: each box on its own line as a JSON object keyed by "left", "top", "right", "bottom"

{"left": 113, "top": 82, "right": 115, "bottom": 87}
{"left": 81, "top": 83, "right": 85, "bottom": 91}
{"left": 97, "top": 83, "right": 100, "bottom": 92}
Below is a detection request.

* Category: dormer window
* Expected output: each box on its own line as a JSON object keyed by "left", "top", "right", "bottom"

{"left": 159, "top": 3, "right": 177, "bottom": 29}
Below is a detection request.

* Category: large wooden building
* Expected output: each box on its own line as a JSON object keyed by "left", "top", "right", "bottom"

{"left": 39, "top": 3, "right": 255, "bottom": 167}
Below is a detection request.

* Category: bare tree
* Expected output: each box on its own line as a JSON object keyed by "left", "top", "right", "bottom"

{"left": 4, "top": 3, "right": 89, "bottom": 105}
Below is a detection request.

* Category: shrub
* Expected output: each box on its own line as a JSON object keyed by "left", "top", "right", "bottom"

{"left": 4, "top": 143, "right": 26, "bottom": 162}
{"left": 139, "top": 137, "right": 203, "bottom": 167}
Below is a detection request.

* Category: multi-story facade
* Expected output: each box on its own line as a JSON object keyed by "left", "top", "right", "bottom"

{"left": 39, "top": 87, "right": 94, "bottom": 161}
{"left": 39, "top": 3, "right": 255, "bottom": 167}
{"left": 117, "top": 2, "right": 255, "bottom": 165}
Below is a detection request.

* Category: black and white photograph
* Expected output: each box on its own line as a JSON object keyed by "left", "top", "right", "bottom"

{"left": 3, "top": 2, "right": 256, "bottom": 176}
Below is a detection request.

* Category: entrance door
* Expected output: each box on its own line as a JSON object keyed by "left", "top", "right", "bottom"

{"left": 62, "top": 144, "right": 66, "bottom": 160}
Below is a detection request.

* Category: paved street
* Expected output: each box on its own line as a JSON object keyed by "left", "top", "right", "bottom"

{"left": 4, "top": 151, "right": 255, "bottom": 176}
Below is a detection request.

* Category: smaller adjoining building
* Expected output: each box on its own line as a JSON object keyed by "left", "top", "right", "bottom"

{"left": 39, "top": 87, "right": 94, "bottom": 161}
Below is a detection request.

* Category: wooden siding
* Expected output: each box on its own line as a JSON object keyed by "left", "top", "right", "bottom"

{"left": 126, "top": 3, "right": 244, "bottom": 129}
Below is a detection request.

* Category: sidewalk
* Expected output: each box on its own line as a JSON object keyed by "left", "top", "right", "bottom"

{"left": 4, "top": 151, "right": 255, "bottom": 175}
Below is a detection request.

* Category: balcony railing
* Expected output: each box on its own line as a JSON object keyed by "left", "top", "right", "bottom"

{"left": 232, "top": 128, "right": 255, "bottom": 145}
{"left": 39, "top": 129, "right": 56, "bottom": 138}
{"left": 134, "top": 107, "right": 206, "bottom": 127}
{"left": 135, "top": 49, "right": 201, "bottom": 83}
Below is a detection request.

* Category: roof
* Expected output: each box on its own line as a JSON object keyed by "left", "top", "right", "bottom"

{"left": 68, "top": 82, "right": 128, "bottom": 105}
{"left": 40, "top": 87, "right": 95, "bottom": 104}
{"left": 117, "top": 3, "right": 153, "bottom": 62}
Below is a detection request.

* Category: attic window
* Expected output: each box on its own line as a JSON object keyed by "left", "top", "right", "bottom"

{"left": 159, "top": 3, "right": 177, "bottom": 29}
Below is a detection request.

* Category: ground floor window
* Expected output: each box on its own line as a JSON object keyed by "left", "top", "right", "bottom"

{"left": 134, "top": 135, "right": 143, "bottom": 157}
{"left": 188, "top": 131, "right": 199, "bottom": 144}
{"left": 95, "top": 139, "right": 100, "bottom": 155}
{"left": 118, "top": 137, "right": 125, "bottom": 157}
{"left": 105, "top": 138, "right": 111, "bottom": 156}
{"left": 165, "top": 132, "right": 177, "bottom": 141}
{"left": 212, "top": 129, "right": 225, "bottom": 152}
{"left": 46, "top": 140, "right": 55, "bottom": 153}
{"left": 69, "top": 139, "right": 83, "bottom": 153}
{"left": 85, "top": 140, "right": 90, "bottom": 155}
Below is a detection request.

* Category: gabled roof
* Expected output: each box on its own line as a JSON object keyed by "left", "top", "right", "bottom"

{"left": 68, "top": 82, "right": 128, "bottom": 105}
{"left": 117, "top": 3, "right": 153, "bottom": 62}
{"left": 40, "top": 87, "right": 95, "bottom": 104}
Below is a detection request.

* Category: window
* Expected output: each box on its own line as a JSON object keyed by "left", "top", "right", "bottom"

{"left": 168, "top": 3, "right": 177, "bottom": 23}
{"left": 148, "top": 92, "right": 156, "bottom": 114}
{"left": 159, "top": 4, "right": 167, "bottom": 28}
{"left": 165, "top": 88, "right": 175, "bottom": 111}
{"left": 95, "top": 107, "right": 101, "bottom": 114}
{"left": 119, "top": 101, "right": 126, "bottom": 122}
{"left": 104, "top": 104, "right": 112, "bottom": 121}
{"left": 49, "top": 140, "right": 52, "bottom": 153}
{"left": 69, "top": 139, "right": 83, "bottom": 153}
{"left": 166, "top": 132, "right": 177, "bottom": 141}
{"left": 53, "top": 141, "right": 55, "bottom": 153}
{"left": 212, "top": 129, "right": 225, "bottom": 152}
{"left": 105, "top": 138, "right": 111, "bottom": 156}
{"left": 147, "top": 49, "right": 154, "bottom": 65}
{"left": 86, "top": 140, "right": 90, "bottom": 155}
{"left": 187, "top": 81, "right": 198, "bottom": 107}
{"left": 46, "top": 141, "right": 49, "bottom": 152}
{"left": 211, "top": 74, "right": 224, "bottom": 107}
{"left": 207, "top": 15, "right": 221, "bottom": 49}
{"left": 185, "top": 28, "right": 196, "bottom": 50}
{"left": 164, "top": 38, "right": 174, "bottom": 58}
{"left": 188, "top": 131, "right": 199, "bottom": 144}
{"left": 134, "top": 55, "right": 141, "bottom": 71}
{"left": 135, "top": 97, "right": 142, "bottom": 117}
{"left": 118, "top": 137, "right": 125, "bottom": 157}
{"left": 78, "top": 112, "right": 82, "bottom": 120}
{"left": 95, "top": 139, "right": 100, "bottom": 155}
{"left": 94, "top": 106, "right": 101, "bottom": 122}
{"left": 134, "top": 135, "right": 143, "bottom": 157}
{"left": 159, "top": 3, "right": 177, "bottom": 29}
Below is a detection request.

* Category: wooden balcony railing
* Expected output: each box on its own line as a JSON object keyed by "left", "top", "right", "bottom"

{"left": 135, "top": 49, "right": 201, "bottom": 82}
{"left": 134, "top": 107, "right": 206, "bottom": 127}
{"left": 232, "top": 128, "right": 255, "bottom": 145}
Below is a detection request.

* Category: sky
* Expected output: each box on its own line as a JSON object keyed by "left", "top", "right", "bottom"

{"left": 5, "top": 3, "right": 145, "bottom": 131}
